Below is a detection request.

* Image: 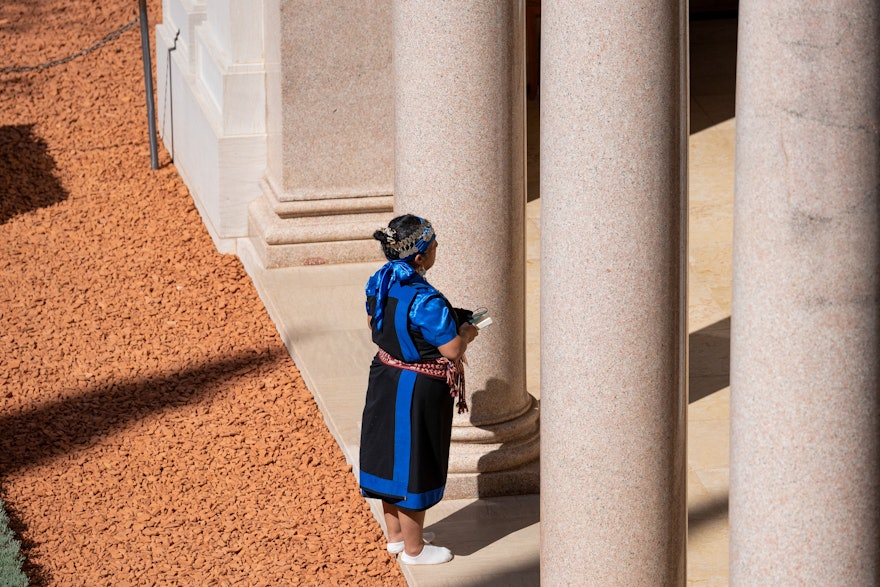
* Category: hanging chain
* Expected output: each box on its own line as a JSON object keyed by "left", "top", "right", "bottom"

{"left": 0, "top": 16, "right": 139, "bottom": 75}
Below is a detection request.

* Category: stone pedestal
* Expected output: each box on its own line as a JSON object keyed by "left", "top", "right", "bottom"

{"left": 246, "top": 0, "right": 394, "bottom": 267}
{"left": 730, "top": 2, "right": 880, "bottom": 584}
{"left": 393, "top": 1, "right": 539, "bottom": 499}
{"left": 539, "top": 1, "right": 688, "bottom": 584}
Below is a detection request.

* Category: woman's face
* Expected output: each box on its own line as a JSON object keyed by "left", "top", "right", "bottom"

{"left": 420, "top": 240, "right": 438, "bottom": 272}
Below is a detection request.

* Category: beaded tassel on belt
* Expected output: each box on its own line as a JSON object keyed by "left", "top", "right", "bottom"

{"left": 377, "top": 348, "right": 468, "bottom": 413}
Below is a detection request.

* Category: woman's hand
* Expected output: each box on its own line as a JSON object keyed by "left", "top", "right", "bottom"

{"left": 438, "top": 322, "right": 479, "bottom": 361}
{"left": 458, "top": 322, "right": 479, "bottom": 344}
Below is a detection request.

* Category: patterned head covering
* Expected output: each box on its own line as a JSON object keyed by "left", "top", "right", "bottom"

{"left": 378, "top": 218, "right": 435, "bottom": 261}
{"left": 371, "top": 217, "right": 436, "bottom": 329}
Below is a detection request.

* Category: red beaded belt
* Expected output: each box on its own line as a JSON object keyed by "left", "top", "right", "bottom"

{"left": 377, "top": 348, "right": 468, "bottom": 414}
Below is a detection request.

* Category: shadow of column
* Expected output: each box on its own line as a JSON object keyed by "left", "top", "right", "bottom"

{"left": 0, "top": 125, "right": 67, "bottom": 225}
{"left": 0, "top": 349, "right": 284, "bottom": 586}
{"left": 428, "top": 496, "right": 539, "bottom": 558}
{"left": 689, "top": 316, "right": 730, "bottom": 403}
{"left": 688, "top": 494, "right": 728, "bottom": 531}
{"left": 0, "top": 349, "right": 282, "bottom": 478}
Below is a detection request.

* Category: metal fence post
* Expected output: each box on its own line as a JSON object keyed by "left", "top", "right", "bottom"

{"left": 138, "top": 0, "right": 159, "bottom": 170}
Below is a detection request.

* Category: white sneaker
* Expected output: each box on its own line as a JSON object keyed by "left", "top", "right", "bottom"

{"left": 387, "top": 531, "right": 435, "bottom": 554}
{"left": 399, "top": 544, "right": 453, "bottom": 565}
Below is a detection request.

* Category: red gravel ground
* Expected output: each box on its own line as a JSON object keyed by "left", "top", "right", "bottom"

{"left": 0, "top": 1, "right": 405, "bottom": 585}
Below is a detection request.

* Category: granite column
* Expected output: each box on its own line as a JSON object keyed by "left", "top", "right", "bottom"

{"left": 539, "top": 1, "right": 688, "bottom": 584}
{"left": 730, "top": 2, "right": 880, "bottom": 583}
{"left": 393, "top": 0, "right": 539, "bottom": 498}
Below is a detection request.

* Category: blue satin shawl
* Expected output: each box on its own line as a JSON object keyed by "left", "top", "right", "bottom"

{"left": 366, "top": 261, "right": 455, "bottom": 347}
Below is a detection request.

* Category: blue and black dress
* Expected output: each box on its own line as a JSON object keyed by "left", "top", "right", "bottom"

{"left": 358, "top": 264, "right": 461, "bottom": 511}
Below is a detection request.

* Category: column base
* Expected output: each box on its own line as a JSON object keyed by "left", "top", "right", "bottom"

{"left": 446, "top": 459, "right": 540, "bottom": 499}
{"left": 246, "top": 179, "right": 391, "bottom": 268}
{"left": 445, "top": 395, "right": 540, "bottom": 498}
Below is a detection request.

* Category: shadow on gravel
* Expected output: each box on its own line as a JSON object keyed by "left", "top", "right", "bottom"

{"left": 0, "top": 348, "right": 283, "bottom": 478}
{"left": 0, "top": 124, "right": 67, "bottom": 225}
{"left": 0, "top": 348, "right": 285, "bottom": 586}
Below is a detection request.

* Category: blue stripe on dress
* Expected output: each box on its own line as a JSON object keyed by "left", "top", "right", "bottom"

{"left": 391, "top": 284, "right": 419, "bottom": 362}
{"left": 358, "top": 473, "right": 446, "bottom": 510}
{"left": 393, "top": 369, "right": 415, "bottom": 487}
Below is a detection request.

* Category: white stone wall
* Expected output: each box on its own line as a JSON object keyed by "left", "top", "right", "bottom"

{"left": 158, "top": 0, "right": 393, "bottom": 264}
{"left": 156, "top": 0, "right": 266, "bottom": 254}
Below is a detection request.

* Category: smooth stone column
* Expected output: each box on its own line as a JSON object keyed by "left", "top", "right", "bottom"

{"left": 540, "top": 1, "right": 688, "bottom": 585}
{"left": 394, "top": 1, "right": 539, "bottom": 498}
{"left": 730, "top": 2, "right": 880, "bottom": 584}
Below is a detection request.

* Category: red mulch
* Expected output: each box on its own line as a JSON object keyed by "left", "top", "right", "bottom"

{"left": 0, "top": 1, "right": 404, "bottom": 584}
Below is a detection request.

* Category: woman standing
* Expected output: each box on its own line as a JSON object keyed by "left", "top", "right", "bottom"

{"left": 359, "top": 214, "right": 479, "bottom": 565}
